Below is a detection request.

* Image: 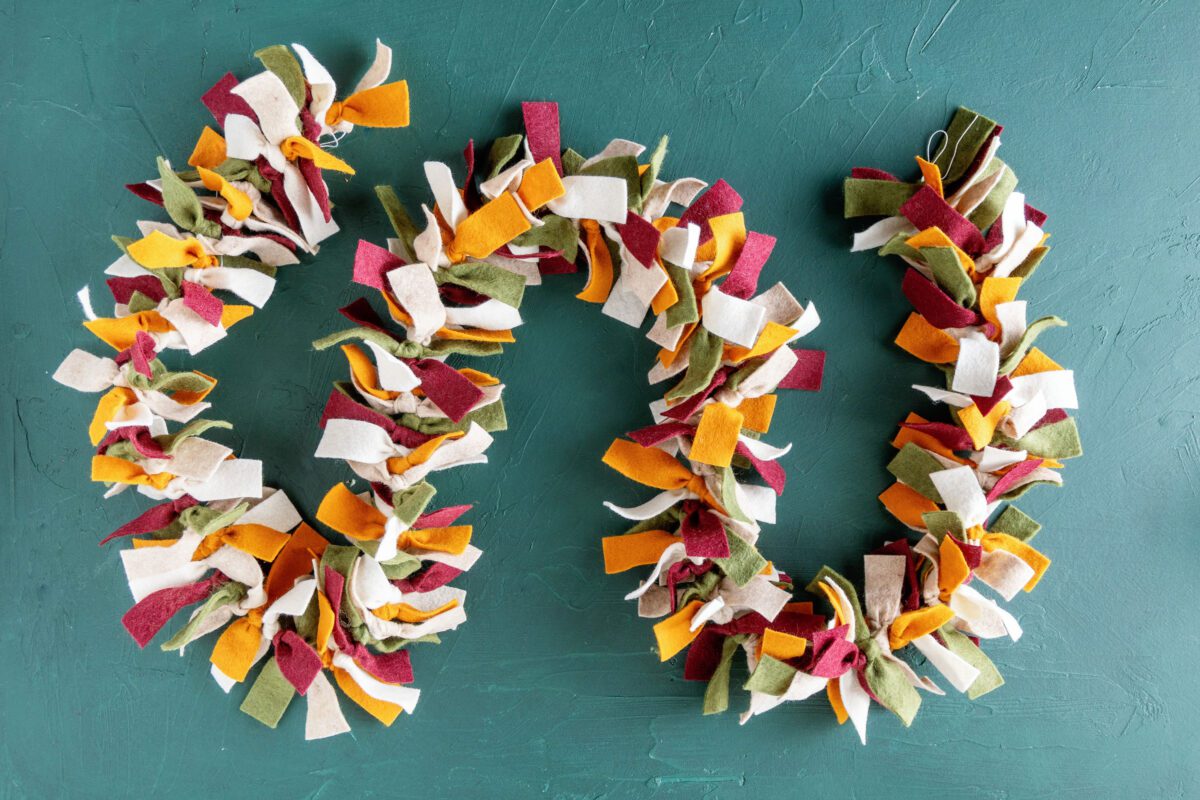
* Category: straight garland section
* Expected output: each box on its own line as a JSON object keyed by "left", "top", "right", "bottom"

{"left": 52, "top": 42, "right": 415, "bottom": 739}
{"left": 309, "top": 103, "right": 829, "bottom": 728}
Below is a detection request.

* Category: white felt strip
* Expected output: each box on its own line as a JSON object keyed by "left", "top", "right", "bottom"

{"left": 702, "top": 289, "right": 766, "bottom": 348}
{"left": 1009, "top": 370, "right": 1077, "bottom": 409}
{"left": 316, "top": 418, "right": 397, "bottom": 463}
{"left": 183, "top": 266, "right": 276, "bottom": 308}
{"left": 331, "top": 653, "right": 420, "bottom": 713}
{"left": 238, "top": 488, "right": 302, "bottom": 532}
{"left": 443, "top": 299, "right": 522, "bottom": 330}
{"left": 930, "top": 466, "right": 988, "bottom": 528}
{"left": 974, "top": 549, "right": 1036, "bottom": 601}
{"left": 976, "top": 446, "right": 1027, "bottom": 473}
{"left": 364, "top": 341, "right": 422, "bottom": 392}
{"left": 659, "top": 223, "right": 699, "bottom": 269}
{"left": 305, "top": 671, "right": 352, "bottom": 740}
{"left": 53, "top": 349, "right": 119, "bottom": 392}
{"left": 424, "top": 161, "right": 469, "bottom": 229}
{"left": 387, "top": 263, "right": 446, "bottom": 343}
{"left": 951, "top": 335, "right": 999, "bottom": 396}
{"left": 995, "top": 300, "right": 1028, "bottom": 355}
{"left": 642, "top": 178, "right": 706, "bottom": 220}
{"left": 546, "top": 175, "right": 628, "bottom": 223}
{"left": 851, "top": 215, "right": 914, "bottom": 252}
{"left": 187, "top": 459, "right": 263, "bottom": 502}
{"left": 911, "top": 633, "right": 981, "bottom": 693}
{"left": 160, "top": 299, "right": 229, "bottom": 355}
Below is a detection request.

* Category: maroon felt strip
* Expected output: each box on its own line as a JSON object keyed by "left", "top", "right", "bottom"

{"left": 521, "top": 101, "right": 562, "bottom": 174}
{"left": 734, "top": 440, "right": 786, "bottom": 496}
{"left": 851, "top": 167, "right": 899, "bottom": 181}
{"left": 720, "top": 231, "right": 775, "bottom": 299}
{"left": 677, "top": 179, "right": 743, "bottom": 245}
{"left": 986, "top": 458, "right": 1044, "bottom": 503}
{"left": 536, "top": 254, "right": 578, "bottom": 274}
{"left": 801, "top": 625, "right": 862, "bottom": 678}
{"left": 106, "top": 275, "right": 167, "bottom": 304}
{"left": 679, "top": 503, "right": 730, "bottom": 559}
{"left": 1031, "top": 408, "right": 1069, "bottom": 430}
{"left": 414, "top": 505, "right": 473, "bottom": 528}
{"left": 297, "top": 155, "right": 332, "bottom": 223}
{"left": 779, "top": 349, "right": 825, "bottom": 392}
{"left": 900, "top": 421, "right": 975, "bottom": 452}
{"left": 319, "top": 389, "right": 433, "bottom": 448}
{"left": 615, "top": 211, "right": 661, "bottom": 268}
{"left": 99, "top": 426, "right": 169, "bottom": 460}
{"left": 273, "top": 629, "right": 324, "bottom": 695}
{"left": 201, "top": 72, "right": 256, "bottom": 127}
{"left": 182, "top": 281, "right": 224, "bottom": 326}
{"left": 682, "top": 628, "right": 724, "bottom": 681}
{"left": 353, "top": 239, "right": 404, "bottom": 291}
{"left": 972, "top": 375, "right": 1013, "bottom": 416}
{"left": 394, "top": 563, "right": 464, "bottom": 594}
{"left": 121, "top": 574, "right": 226, "bottom": 648}
{"left": 100, "top": 496, "right": 197, "bottom": 546}
{"left": 406, "top": 359, "right": 484, "bottom": 423}
{"left": 338, "top": 297, "right": 393, "bottom": 334}
{"left": 626, "top": 421, "right": 694, "bottom": 448}
{"left": 900, "top": 185, "right": 986, "bottom": 255}
{"left": 324, "top": 567, "right": 415, "bottom": 684}
{"left": 901, "top": 268, "right": 981, "bottom": 329}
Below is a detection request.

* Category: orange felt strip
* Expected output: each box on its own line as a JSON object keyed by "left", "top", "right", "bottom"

{"left": 170, "top": 371, "right": 218, "bottom": 405}
{"left": 737, "top": 394, "right": 777, "bottom": 434}
{"left": 333, "top": 667, "right": 402, "bottom": 726}
{"left": 90, "top": 455, "right": 173, "bottom": 490}
{"left": 576, "top": 219, "right": 615, "bottom": 303}
{"left": 696, "top": 212, "right": 746, "bottom": 282}
{"left": 434, "top": 325, "right": 515, "bottom": 343}
{"left": 84, "top": 312, "right": 173, "bottom": 351}
{"left": 399, "top": 524, "right": 472, "bottom": 555}
{"left": 915, "top": 156, "right": 944, "bottom": 198}
{"left": 602, "top": 439, "right": 693, "bottom": 492}
{"left": 724, "top": 321, "right": 797, "bottom": 363}
{"left": 658, "top": 322, "right": 696, "bottom": 367}
{"left": 188, "top": 126, "right": 227, "bottom": 169}
{"left": 894, "top": 313, "right": 960, "bottom": 363}
{"left": 220, "top": 305, "right": 254, "bottom": 329}
{"left": 264, "top": 523, "right": 328, "bottom": 603}
{"left": 982, "top": 532, "right": 1051, "bottom": 591}
{"left": 209, "top": 616, "right": 261, "bottom": 682}
{"left": 192, "top": 524, "right": 291, "bottom": 562}
{"left": 1012, "top": 347, "right": 1063, "bottom": 377}
{"left": 89, "top": 387, "right": 136, "bottom": 445}
{"left": 979, "top": 277, "right": 1022, "bottom": 330}
{"left": 447, "top": 193, "right": 531, "bottom": 262}
{"left": 889, "top": 605, "right": 955, "bottom": 650}
{"left": 197, "top": 166, "right": 253, "bottom": 221}
{"left": 879, "top": 482, "right": 939, "bottom": 528}
{"left": 653, "top": 599, "right": 705, "bottom": 661}
{"left": 316, "top": 483, "right": 387, "bottom": 541}
{"left": 650, "top": 265, "right": 680, "bottom": 315}
{"left": 956, "top": 401, "right": 1011, "bottom": 450}
{"left": 938, "top": 535, "right": 970, "bottom": 600}
{"left": 373, "top": 598, "right": 459, "bottom": 623}
{"left": 458, "top": 367, "right": 500, "bottom": 386}
{"left": 316, "top": 592, "right": 335, "bottom": 655}
{"left": 906, "top": 226, "right": 975, "bottom": 274}
{"left": 279, "top": 136, "right": 355, "bottom": 174}
{"left": 601, "top": 530, "right": 680, "bottom": 574}
{"left": 386, "top": 431, "right": 465, "bottom": 476}
{"left": 783, "top": 601, "right": 815, "bottom": 614}
{"left": 827, "top": 679, "right": 849, "bottom": 724}
{"left": 689, "top": 402, "right": 743, "bottom": 468}
{"left": 127, "top": 231, "right": 216, "bottom": 269}
{"left": 325, "top": 80, "right": 410, "bottom": 128}
{"left": 515, "top": 158, "right": 565, "bottom": 210}
{"left": 761, "top": 628, "right": 808, "bottom": 661}
{"left": 341, "top": 343, "right": 394, "bottom": 400}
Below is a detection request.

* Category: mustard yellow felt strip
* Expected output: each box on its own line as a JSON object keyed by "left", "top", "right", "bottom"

{"left": 325, "top": 80, "right": 410, "bottom": 128}
{"left": 980, "top": 277, "right": 1022, "bottom": 330}
{"left": 689, "top": 402, "right": 743, "bottom": 468}
{"left": 724, "top": 321, "right": 796, "bottom": 363}
{"left": 879, "top": 482, "right": 939, "bottom": 528}
{"left": 197, "top": 166, "right": 253, "bottom": 221}
{"left": 333, "top": 667, "right": 402, "bottom": 726}
{"left": 386, "top": 431, "right": 465, "bottom": 476}
{"left": 188, "top": 126, "right": 227, "bottom": 169}
{"left": 737, "top": 394, "right": 776, "bottom": 434}
{"left": 915, "top": 156, "right": 944, "bottom": 198}
{"left": 89, "top": 387, "right": 136, "bottom": 444}
{"left": 957, "top": 401, "right": 1011, "bottom": 450}
{"left": 91, "top": 455, "right": 173, "bottom": 490}
{"left": 447, "top": 193, "right": 531, "bottom": 262}
{"left": 1012, "top": 347, "right": 1063, "bottom": 376}
{"left": 938, "top": 535, "right": 970, "bottom": 601}
{"left": 210, "top": 616, "right": 262, "bottom": 682}
{"left": 374, "top": 598, "right": 459, "bottom": 623}
{"left": 127, "top": 230, "right": 218, "bottom": 269}
{"left": 602, "top": 530, "right": 679, "bottom": 574}
{"left": 316, "top": 483, "right": 387, "bottom": 541}
{"left": 516, "top": 158, "right": 565, "bottom": 210}
{"left": 889, "top": 605, "right": 955, "bottom": 650}
{"left": 576, "top": 219, "right": 615, "bottom": 303}
{"left": 895, "top": 313, "right": 960, "bottom": 363}
{"left": 761, "top": 628, "right": 808, "bottom": 661}
{"left": 982, "top": 532, "right": 1051, "bottom": 591}
{"left": 341, "top": 344, "right": 394, "bottom": 399}
{"left": 280, "top": 136, "right": 355, "bottom": 174}
{"left": 192, "top": 523, "right": 291, "bottom": 562}
{"left": 398, "top": 524, "right": 472, "bottom": 555}
{"left": 653, "top": 599, "right": 705, "bottom": 661}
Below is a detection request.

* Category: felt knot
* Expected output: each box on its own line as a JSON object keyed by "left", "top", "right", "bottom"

{"left": 323, "top": 81, "right": 410, "bottom": 129}
{"left": 325, "top": 100, "right": 348, "bottom": 126}
{"left": 385, "top": 431, "right": 465, "bottom": 476}
{"left": 126, "top": 231, "right": 219, "bottom": 270}
{"left": 860, "top": 637, "right": 883, "bottom": 664}
{"left": 279, "top": 135, "right": 356, "bottom": 175}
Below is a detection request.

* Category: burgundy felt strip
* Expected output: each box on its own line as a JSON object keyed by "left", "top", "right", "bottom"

{"left": 100, "top": 496, "right": 198, "bottom": 546}
{"left": 626, "top": 421, "right": 694, "bottom": 448}
{"left": 201, "top": 72, "right": 257, "bottom": 127}
{"left": 662, "top": 368, "right": 731, "bottom": 422}
{"left": 297, "top": 155, "right": 332, "bottom": 223}
{"left": 851, "top": 167, "right": 899, "bottom": 181}
{"left": 121, "top": 574, "right": 226, "bottom": 648}
{"left": 414, "top": 505, "right": 473, "bottom": 528}
{"left": 1031, "top": 408, "right": 1069, "bottom": 430}
{"left": 521, "top": 101, "right": 562, "bottom": 174}
{"left": 734, "top": 441, "right": 786, "bottom": 496}
{"left": 982, "top": 218, "right": 1004, "bottom": 252}
{"left": 324, "top": 567, "right": 415, "bottom": 684}
{"left": 679, "top": 503, "right": 730, "bottom": 559}
{"left": 394, "top": 562, "right": 464, "bottom": 594}
{"left": 461, "top": 139, "right": 479, "bottom": 209}
{"left": 779, "top": 349, "right": 826, "bottom": 392}
{"left": 257, "top": 158, "right": 300, "bottom": 233}
{"left": 536, "top": 254, "right": 578, "bottom": 274}
{"left": 677, "top": 179, "right": 743, "bottom": 245}
{"left": 299, "top": 103, "right": 321, "bottom": 140}
{"left": 353, "top": 239, "right": 404, "bottom": 291}
{"left": 319, "top": 389, "right": 433, "bottom": 448}
{"left": 948, "top": 536, "right": 983, "bottom": 570}
{"left": 406, "top": 359, "right": 484, "bottom": 423}
{"left": 439, "top": 283, "right": 490, "bottom": 307}
{"left": 1025, "top": 203, "right": 1048, "bottom": 227}
{"left": 666, "top": 560, "right": 712, "bottom": 614}
{"left": 954, "top": 124, "right": 1002, "bottom": 192}
{"left": 720, "top": 231, "right": 775, "bottom": 299}
{"left": 900, "top": 185, "right": 986, "bottom": 255}
{"left": 114, "top": 330, "right": 158, "bottom": 378}
{"left": 107, "top": 275, "right": 167, "bottom": 304}
{"left": 182, "top": 281, "right": 224, "bottom": 326}
{"left": 986, "top": 459, "right": 1044, "bottom": 503}
{"left": 615, "top": 211, "right": 661, "bottom": 268}
{"left": 682, "top": 628, "right": 724, "bottom": 681}
{"left": 972, "top": 375, "right": 1013, "bottom": 416}
{"left": 901, "top": 268, "right": 981, "bottom": 329}
{"left": 801, "top": 625, "right": 862, "bottom": 678}
{"left": 339, "top": 297, "right": 393, "bottom": 334}
{"left": 99, "top": 426, "right": 169, "bottom": 460}
{"left": 273, "top": 629, "right": 324, "bottom": 695}
{"left": 125, "top": 182, "right": 163, "bottom": 206}
{"left": 901, "top": 421, "right": 975, "bottom": 452}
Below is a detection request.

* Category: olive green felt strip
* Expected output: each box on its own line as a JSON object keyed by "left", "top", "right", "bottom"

{"left": 159, "top": 419, "right": 232, "bottom": 454}
{"left": 717, "top": 466, "right": 751, "bottom": 525}
{"left": 923, "top": 246, "right": 977, "bottom": 307}
{"left": 1010, "top": 246, "right": 1048, "bottom": 282}
{"left": 487, "top": 134, "right": 523, "bottom": 180}
{"left": 887, "top": 442, "right": 947, "bottom": 503}
{"left": 998, "top": 316, "right": 1067, "bottom": 374}
{"left": 933, "top": 107, "right": 998, "bottom": 184}
{"left": 393, "top": 482, "right": 436, "bottom": 528}
{"left": 677, "top": 570, "right": 721, "bottom": 608}
{"left": 160, "top": 581, "right": 247, "bottom": 652}
{"left": 940, "top": 624, "right": 1005, "bottom": 699}
{"left": 966, "top": 162, "right": 1015, "bottom": 231}
{"left": 992, "top": 505, "right": 1041, "bottom": 542}
{"left": 664, "top": 263, "right": 698, "bottom": 328}
{"left": 713, "top": 530, "right": 766, "bottom": 587}
{"left": 157, "top": 157, "right": 220, "bottom": 238}
{"left": 703, "top": 635, "right": 742, "bottom": 715}
{"left": 436, "top": 262, "right": 527, "bottom": 307}
{"left": 239, "top": 657, "right": 295, "bottom": 729}
{"left": 743, "top": 654, "right": 797, "bottom": 696}
{"left": 581, "top": 155, "right": 642, "bottom": 214}
{"left": 378, "top": 553, "right": 423, "bottom": 580}
{"left": 863, "top": 654, "right": 921, "bottom": 726}
{"left": 922, "top": 510, "right": 966, "bottom": 541}
{"left": 127, "top": 292, "right": 158, "bottom": 314}
{"left": 1010, "top": 417, "right": 1083, "bottom": 459}
{"left": 509, "top": 215, "right": 579, "bottom": 262}
{"left": 665, "top": 328, "right": 722, "bottom": 401}
{"left": 560, "top": 147, "right": 585, "bottom": 176}
{"left": 396, "top": 397, "right": 507, "bottom": 434}
{"left": 806, "top": 566, "right": 869, "bottom": 643}
{"left": 879, "top": 233, "right": 921, "bottom": 261}
{"left": 182, "top": 502, "right": 249, "bottom": 537}
{"left": 625, "top": 507, "right": 682, "bottom": 535}
{"left": 640, "top": 135, "right": 669, "bottom": 203}
{"left": 253, "top": 45, "right": 307, "bottom": 108}
{"left": 376, "top": 185, "right": 420, "bottom": 255}
{"left": 843, "top": 178, "right": 918, "bottom": 218}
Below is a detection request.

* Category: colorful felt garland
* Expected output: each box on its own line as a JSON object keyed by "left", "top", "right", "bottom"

{"left": 53, "top": 42, "right": 416, "bottom": 739}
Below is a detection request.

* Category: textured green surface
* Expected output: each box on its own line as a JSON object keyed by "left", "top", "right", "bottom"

{"left": 3, "top": 1, "right": 1199, "bottom": 797}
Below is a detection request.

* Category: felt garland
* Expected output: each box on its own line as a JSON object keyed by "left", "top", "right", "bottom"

{"left": 53, "top": 42, "right": 418, "bottom": 739}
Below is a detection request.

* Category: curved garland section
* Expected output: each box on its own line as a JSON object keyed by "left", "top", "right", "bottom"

{"left": 52, "top": 43, "right": 415, "bottom": 739}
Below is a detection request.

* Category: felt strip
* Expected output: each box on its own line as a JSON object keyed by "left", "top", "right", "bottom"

{"left": 778, "top": 349, "right": 826, "bottom": 391}
{"left": 188, "top": 126, "right": 227, "bottom": 168}
{"left": 689, "top": 403, "right": 743, "bottom": 468}
{"left": 240, "top": 658, "right": 295, "bottom": 729}
{"left": 894, "top": 313, "right": 960, "bottom": 363}
{"left": 325, "top": 80, "right": 410, "bottom": 128}
{"left": 602, "top": 530, "right": 679, "bottom": 574}
{"left": 900, "top": 186, "right": 985, "bottom": 254}
{"left": 901, "top": 268, "right": 980, "bottom": 329}
{"left": 653, "top": 600, "right": 705, "bottom": 661}
{"left": 121, "top": 574, "right": 225, "bottom": 648}
{"left": 521, "top": 101, "right": 562, "bottom": 174}
{"left": 678, "top": 179, "right": 743, "bottom": 244}
{"left": 448, "top": 193, "right": 533, "bottom": 262}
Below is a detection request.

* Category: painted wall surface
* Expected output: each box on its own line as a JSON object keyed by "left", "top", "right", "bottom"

{"left": 2, "top": 1, "right": 1198, "bottom": 797}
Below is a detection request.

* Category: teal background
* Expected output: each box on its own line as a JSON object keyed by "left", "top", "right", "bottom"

{"left": 2, "top": 0, "right": 1198, "bottom": 796}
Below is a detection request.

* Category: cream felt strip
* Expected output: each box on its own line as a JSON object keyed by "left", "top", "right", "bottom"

{"left": 995, "top": 300, "right": 1028, "bottom": 355}
{"left": 930, "top": 466, "right": 988, "bottom": 528}
{"left": 375, "top": 516, "right": 406, "bottom": 563}
{"left": 262, "top": 578, "right": 318, "bottom": 642}
{"left": 424, "top": 162, "right": 469, "bottom": 229}
{"left": 183, "top": 266, "right": 276, "bottom": 308}
{"left": 603, "top": 487, "right": 697, "bottom": 520}
{"left": 444, "top": 299, "right": 523, "bottom": 330}
{"left": 231, "top": 71, "right": 301, "bottom": 145}
{"left": 648, "top": 355, "right": 690, "bottom": 386}
{"left": 602, "top": 244, "right": 668, "bottom": 327}
{"left": 356, "top": 599, "right": 467, "bottom": 641}
{"left": 238, "top": 488, "right": 303, "bottom": 532}
{"left": 412, "top": 206, "right": 445, "bottom": 267}
{"left": 1009, "top": 370, "right": 1077, "bottom": 409}
{"left": 864, "top": 554, "right": 906, "bottom": 635}
{"left": 736, "top": 435, "right": 791, "bottom": 462}
{"left": 624, "top": 542, "right": 690, "bottom": 601}
{"left": 1002, "top": 390, "right": 1047, "bottom": 439}
{"left": 976, "top": 191, "right": 1025, "bottom": 273}
{"left": 485, "top": 252, "right": 542, "bottom": 286}
{"left": 316, "top": 418, "right": 399, "bottom": 463}
{"left": 740, "top": 670, "right": 828, "bottom": 724}
{"left": 479, "top": 158, "right": 533, "bottom": 199}
{"left": 211, "top": 664, "right": 238, "bottom": 693}
{"left": 121, "top": 531, "right": 204, "bottom": 601}
{"left": 976, "top": 446, "right": 1027, "bottom": 473}
{"left": 154, "top": 437, "right": 232, "bottom": 482}
{"left": 77, "top": 286, "right": 98, "bottom": 320}
{"left": 751, "top": 283, "right": 807, "bottom": 328}
{"left": 993, "top": 223, "right": 1044, "bottom": 279}
{"left": 638, "top": 585, "right": 672, "bottom": 618}
{"left": 183, "top": 458, "right": 263, "bottom": 502}
{"left": 159, "top": 298, "right": 229, "bottom": 355}
{"left": 352, "top": 38, "right": 394, "bottom": 96}
{"left": 305, "top": 670, "right": 352, "bottom": 740}
{"left": 950, "top": 583, "right": 1023, "bottom": 641}
{"left": 331, "top": 653, "right": 420, "bottom": 713}
{"left": 405, "top": 544, "right": 483, "bottom": 572}
{"left": 913, "top": 384, "right": 974, "bottom": 408}
{"left": 715, "top": 347, "right": 798, "bottom": 404}
{"left": 103, "top": 253, "right": 146, "bottom": 278}
{"left": 660, "top": 223, "right": 700, "bottom": 269}
{"left": 951, "top": 335, "right": 999, "bottom": 396}
{"left": 690, "top": 596, "right": 727, "bottom": 631}
{"left": 910, "top": 634, "right": 980, "bottom": 693}
{"left": 104, "top": 401, "right": 157, "bottom": 431}
{"left": 547, "top": 175, "right": 628, "bottom": 223}
{"left": 646, "top": 313, "right": 687, "bottom": 351}
{"left": 643, "top": 177, "right": 706, "bottom": 220}
{"left": 138, "top": 390, "right": 211, "bottom": 425}
{"left": 851, "top": 215, "right": 914, "bottom": 252}
{"left": 363, "top": 341, "right": 422, "bottom": 393}
{"left": 720, "top": 575, "right": 790, "bottom": 621}
{"left": 206, "top": 545, "right": 266, "bottom": 610}
{"left": 581, "top": 139, "right": 646, "bottom": 169}
{"left": 974, "top": 549, "right": 1036, "bottom": 601}
{"left": 387, "top": 263, "right": 446, "bottom": 343}
{"left": 734, "top": 481, "right": 776, "bottom": 524}
{"left": 788, "top": 301, "right": 821, "bottom": 339}
{"left": 290, "top": 43, "right": 338, "bottom": 134}
{"left": 841, "top": 667, "right": 873, "bottom": 745}
{"left": 702, "top": 289, "right": 766, "bottom": 348}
